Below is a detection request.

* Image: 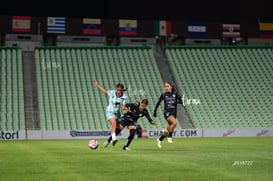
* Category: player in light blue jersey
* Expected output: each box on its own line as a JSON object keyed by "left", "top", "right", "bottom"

{"left": 94, "top": 80, "right": 129, "bottom": 146}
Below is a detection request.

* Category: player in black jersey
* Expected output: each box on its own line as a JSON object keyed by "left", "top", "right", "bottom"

{"left": 153, "top": 82, "right": 183, "bottom": 148}
{"left": 103, "top": 99, "right": 157, "bottom": 150}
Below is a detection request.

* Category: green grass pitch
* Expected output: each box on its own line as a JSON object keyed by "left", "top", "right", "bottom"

{"left": 0, "top": 137, "right": 272, "bottom": 181}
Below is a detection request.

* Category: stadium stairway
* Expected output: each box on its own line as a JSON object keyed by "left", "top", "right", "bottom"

{"left": 154, "top": 44, "right": 193, "bottom": 129}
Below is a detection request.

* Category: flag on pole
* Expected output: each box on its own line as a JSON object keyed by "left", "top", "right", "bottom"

{"left": 154, "top": 20, "right": 172, "bottom": 36}
{"left": 47, "top": 17, "right": 66, "bottom": 33}
{"left": 83, "top": 18, "right": 101, "bottom": 35}
{"left": 259, "top": 22, "right": 273, "bottom": 38}
{"left": 12, "top": 16, "right": 31, "bottom": 32}
{"left": 187, "top": 22, "right": 206, "bottom": 37}
{"left": 222, "top": 24, "right": 240, "bottom": 38}
{"left": 119, "top": 19, "right": 137, "bottom": 36}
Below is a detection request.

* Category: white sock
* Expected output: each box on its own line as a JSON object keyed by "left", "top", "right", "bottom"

{"left": 111, "top": 133, "right": 116, "bottom": 141}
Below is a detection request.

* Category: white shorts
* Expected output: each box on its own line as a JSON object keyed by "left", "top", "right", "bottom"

{"left": 106, "top": 111, "right": 121, "bottom": 121}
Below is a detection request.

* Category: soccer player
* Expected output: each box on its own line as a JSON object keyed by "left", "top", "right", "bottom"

{"left": 94, "top": 80, "right": 129, "bottom": 145}
{"left": 104, "top": 99, "right": 157, "bottom": 150}
{"left": 153, "top": 81, "right": 183, "bottom": 148}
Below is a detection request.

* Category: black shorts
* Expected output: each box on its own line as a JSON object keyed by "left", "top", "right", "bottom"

{"left": 119, "top": 117, "right": 137, "bottom": 128}
{"left": 164, "top": 111, "right": 177, "bottom": 119}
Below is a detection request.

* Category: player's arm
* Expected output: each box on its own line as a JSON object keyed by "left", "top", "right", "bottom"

{"left": 122, "top": 103, "right": 131, "bottom": 113}
{"left": 145, "top": 110, "right": 157, "bottom": 125}
{"left": 153, "top": 94, "right": 164, "bottom": 117}
{"left": 94, "top": 80, "right": 107, "bottom": 94}
{"left": 177, "top": 93, "right": 183, "bottom": 105}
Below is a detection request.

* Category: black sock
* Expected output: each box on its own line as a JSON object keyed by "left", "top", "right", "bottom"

{"left": 168, "top": 132, "right": 173, "bottom": 138}
{"left": 107, "top": 136, "right": 112, "bottom": 143}
{"left": 108, "top": 128, "right": 122, "bottom": 143}
{"left": 125, "top": 129, "right": 136, "bottom": 147}
{"left": 115, "top": 128, "right": 122, "bottom": 135}
{"left": 159, "top": 135, "right": 166, "bottom": 141}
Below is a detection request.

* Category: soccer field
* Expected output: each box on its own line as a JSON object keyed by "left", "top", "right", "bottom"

{"left": 0, "top": 137, "right": 272, "bottom": 181}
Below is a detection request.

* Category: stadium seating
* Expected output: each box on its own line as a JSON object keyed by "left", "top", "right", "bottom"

{"left": 165, "top": 46, "right": 273, "bottom": 128}
{"left": 4, "top": 44, "right": 271, "bottom": 131}
{"left": 0, "top": 47, "right": 25, "bottom": 130}
{"left": 35, "top": 46, "right": 176, "bottom": 130}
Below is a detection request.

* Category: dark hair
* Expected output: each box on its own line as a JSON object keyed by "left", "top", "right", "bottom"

{"left": 140, "top": 99, "right": 148, "bottom": 105}
{"left": 116, "top": 83, "right": 127, "bottom": 91}
{"left": 165, "top": 81, "right": 176, "bottom": 92}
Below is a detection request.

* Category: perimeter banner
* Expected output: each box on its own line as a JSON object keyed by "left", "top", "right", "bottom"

{"left": 2, "top": 129, "right": 273, "bottom": 140}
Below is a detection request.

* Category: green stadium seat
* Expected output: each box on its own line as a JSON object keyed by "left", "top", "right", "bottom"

{"left": 35, "top": 46, "right": 170, "bottom": 130}
{"left": 0, "top": 47, "right": 25, "bottom": 131}
{"left": 165, "top": 46, "right": 273, "bottom": 128}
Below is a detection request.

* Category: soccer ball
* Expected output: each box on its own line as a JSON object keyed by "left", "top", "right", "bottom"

{"left": 88, "top": 139, "right": 99, "bottom": 150}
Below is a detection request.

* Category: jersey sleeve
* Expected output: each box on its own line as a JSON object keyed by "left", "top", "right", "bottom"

{"left": 153, "top": 94, "right": 164, "bottom": 114}
{"left": 125, "top": 102, "right": 135, "bottom": 110}
{"left": 144, "top": 109, "right": 153, "bottom": 123}
{"left": 107, "top": 90, "right": 114, "bottom": 96}
{"left": 122, "top": 93, "right": 128, "bottom": 105}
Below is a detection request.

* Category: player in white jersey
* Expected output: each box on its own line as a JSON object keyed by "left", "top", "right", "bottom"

{"left": 94, "top": 80, "right": 129, "bottom": 145}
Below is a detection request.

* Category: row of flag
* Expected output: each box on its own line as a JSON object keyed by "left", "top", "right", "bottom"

{"left": 12, "top": 16, "right": 273, "bottom": 38}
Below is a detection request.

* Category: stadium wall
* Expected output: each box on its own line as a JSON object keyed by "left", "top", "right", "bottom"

{"left": 1, "top": 129, "right": 273, "bottom": 140}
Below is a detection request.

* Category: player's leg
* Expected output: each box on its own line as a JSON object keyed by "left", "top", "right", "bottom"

{"left": 109, "top": 117, "right": 126, "bottom": 147}
{"left": 123, "top": 126, "right": 136, "bottom": 150}
{"left": 111, "top": 111, "right": 123, "bottom": 146}
{"left": 166, "top": 115, "right": 177, "bottom": 143}
{"left": 104, "top": 112, "right": 118, "bottom": 148}
{"left": 156, "top": 112, "right": 172, "bottom": 148}
{"left": 110, "top": 118, "right": 117, "bottom": 139}
{"left": 157, "top": 128, "right": 168, "bottom": 148}
{"left": 112, "top": 123, "right": 124, "bottom": 146}
{"left": 104, "top": 125, "right": 123, "bottom": 147}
